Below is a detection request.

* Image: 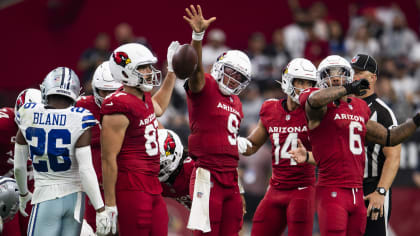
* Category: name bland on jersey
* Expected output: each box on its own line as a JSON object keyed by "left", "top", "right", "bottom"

{"left": 334, "top": 113, "right": 365, "bottom": 123}
{"left": 33, "top": 112, "right": 66, "bottom": 126}
{"left": 268, "top": 125, "right": 308, "bottom": 134}
{"left": 217, "top": 102, "right": 240, "bottom": 117}
{"left": 139, "top": 113, "right": 156, "bottom": 127}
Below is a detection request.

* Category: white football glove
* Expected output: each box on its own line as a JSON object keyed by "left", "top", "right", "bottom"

{"left": 237, "top": 137, "right": 252, "bottom": 154}
{"left": 106, "top": 205, "right": 118, "bottom": 234}
{"left": 18, "top": 192, "right": 32, "bottom": 217}
{"left": 167, "top": 41, "right": 181, "bottom": 72}
{"left": 96, "top": 210, "right": 111, "bottom": 235}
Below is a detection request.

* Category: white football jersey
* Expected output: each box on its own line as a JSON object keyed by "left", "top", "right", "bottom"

{"left": 15, "top": 102, "right": 96, "bottom": 204}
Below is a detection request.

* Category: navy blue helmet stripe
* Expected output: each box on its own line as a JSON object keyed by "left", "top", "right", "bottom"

{"left": 60, "top": 67, "right": 65, "bottom": 87}
{"left": 66, "top": 68, "right": 71, "bottom": 90}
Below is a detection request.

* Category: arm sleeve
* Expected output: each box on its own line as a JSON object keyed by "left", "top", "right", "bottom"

{"left": 13, "top": 143, "right": 29, "bottom": 195}
{"left": 75, "top": 146, "right": 104, "bottom": 210}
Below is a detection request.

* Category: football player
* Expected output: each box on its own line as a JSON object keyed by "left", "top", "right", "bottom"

{"left": 0, "top": 88, "right": 41, "bottom": 236}
{"left": 100, "top": 42, "right": 179, "bottom": 235}
{"left": 238, "top": 58, "right": 317, "bottom": 236}
{"left": 0, "top": 176, "right": 19, "bottom": 234}
{"left": 159, "top": 129, "right": 194, "bottom": 209}
{"left": 182, "top": 5, "right": 251, "bottom": 235}
{"left": 290, "top": 55, "right": 420, "bottom": 236}
{"left": 76, "top": 61, "right": 121, "bottom": 232}
{"left": 158, "top": 128, "right": 246, "bottom": 214}
{"left": 14, "top": 67, "right": 110, "bottom": 236}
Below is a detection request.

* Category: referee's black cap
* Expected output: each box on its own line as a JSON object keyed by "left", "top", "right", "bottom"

{"left": 350, "top": 54, "right": 378, "bottom": 75}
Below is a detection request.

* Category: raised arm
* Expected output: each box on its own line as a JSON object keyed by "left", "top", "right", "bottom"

{"left": 305, "top": 79, "right": 369, "bottom": 126}
{"left": 152, "top": 42, "right": 179, "bottom": 117}
{"left": 183, "top": 5, "right": 216, "bottom": 93}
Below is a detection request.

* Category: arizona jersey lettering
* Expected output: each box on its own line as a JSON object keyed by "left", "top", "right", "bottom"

{"left": 15, "top": 103, "right": 96, "bottom": 204}
{"left": 299, "top": 88, "right": 371, "bottom": 188}
{"left": 185, "top": 74, "right": 243, "bottom": 172}
{"left": 260, "top": 99, "right": 315, "bottom": 189}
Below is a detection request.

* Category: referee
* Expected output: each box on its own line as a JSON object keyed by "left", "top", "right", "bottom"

{"left": 351, "top": 54, "right": 401, "bottom": 236}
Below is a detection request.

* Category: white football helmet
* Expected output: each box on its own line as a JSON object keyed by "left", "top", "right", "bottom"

{"left": 317, "top": 55, "right": 354, "bottom": 88}
{"left": 92, "top": 61, "right": 121, "bottom": 107}
{"left": 211, "top": 50, "right": 252, "bottom": 95}
{"left": 14, "top": 88, "right": 42, "bottom": 115}
{"left": 40, "top": 67, "right": 81, "bottom": 105}
{"left": 281, "top": 58, "right": 318, "bottom": 104}
{"left": 109, "top": 43, "right": 161, "bottom": 92}
{"left": 0, "top": 177, "right": 19, "bottom": 222}
{"left": 158, "top": 129, "right": 184, "bottom": 182}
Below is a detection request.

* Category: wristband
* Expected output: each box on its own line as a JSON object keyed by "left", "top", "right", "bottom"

{"left": 413, "top": 113, "right": 420, "bottom": 127}
{"left": 386, "top": 129, "right": 391, "bottom": 146}
{"left": 305, "top": 151, "right": 309, "bottom": 163}
{"left": 192, "top": 31, "right": 205, "bottom": 41}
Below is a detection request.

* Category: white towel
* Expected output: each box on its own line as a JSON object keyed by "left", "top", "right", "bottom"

{"left": 187, "top": 167, "right": 211, "bottom": 233}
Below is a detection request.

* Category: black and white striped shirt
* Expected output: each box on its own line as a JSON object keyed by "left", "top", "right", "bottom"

{"left": 363, "top": 94, "right": 398, "bottom": 182}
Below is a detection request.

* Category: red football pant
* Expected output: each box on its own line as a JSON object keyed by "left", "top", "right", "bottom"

{"left": 189, "top": 169, "right": 243, "bottom": 236}
{"left": 116, "top": 190, "right": 168, "bottom": 236}
{"left": 251, "top": 186, "right": 315, "bottom": 236}
{"left": 84, "top": 188, "right": 105, "bottom": 232}
{"left": 317, "top": 186, "right": 366, "bottom": 236}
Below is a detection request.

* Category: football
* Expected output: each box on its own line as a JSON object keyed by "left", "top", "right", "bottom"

{"left": 172, "top": 44, "right": 198, "bottom": 79}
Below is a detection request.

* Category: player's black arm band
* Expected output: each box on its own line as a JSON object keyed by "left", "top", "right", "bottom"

{"left": 413, "top": 113, "right": 420, "bottom": 127}
{"left": 386, "top": 129, "right": 391, "bottom": 146}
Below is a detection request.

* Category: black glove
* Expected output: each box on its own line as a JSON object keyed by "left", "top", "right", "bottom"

{"left": 343, "top": 79, "right": 370, "bottom": 96}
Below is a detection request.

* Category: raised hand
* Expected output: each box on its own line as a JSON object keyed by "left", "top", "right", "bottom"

{"left": 344, "top": 78, "right": 370, "bottom": 96}
{"left": 167, "top": 41, "right": 181, "bottom": 73}
{"left": 183, "top": 5, "right": 216, "bottom": 33}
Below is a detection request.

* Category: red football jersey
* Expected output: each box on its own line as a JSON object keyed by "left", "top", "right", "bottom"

{"left": 161, "top": 157, "right": 194, "bottom": 209}
{"left": 101, "top": 89, "right": 161, "bottom": 194}
{"left": 76, "top": 96, "right": 102, "bottom": 184}
{"left": 0, "top": 107, "right": 17, "bottom": 176}
{"left": 260, "top": 99, "right": 315, "bottom": 189}
{"left": 186, "top": 74, "right": 243, "bottom": 172}
{"left": 299, "top": 88, "right": 371, "bottom": 188}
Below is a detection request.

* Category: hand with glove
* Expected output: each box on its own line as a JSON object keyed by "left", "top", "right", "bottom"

{"left": 105, "top": 205, "right": 118, "bottom": 235}
{"left": 237, "top": 137, "right": 252, "bottom": 154}
{"left": 96, "top": 207, "right": 111, "bottom": 235}
{"left": 18, "top": 192, "right": 32, "bottom": 217}
{"left": 167, "top": 41, "right": 181, "bottom": 73}
{"left": 343, "top": 79, "right": 370, "bottom": 96}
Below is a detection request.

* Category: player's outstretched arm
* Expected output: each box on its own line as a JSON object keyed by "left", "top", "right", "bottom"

{"left": 366, "top": 113, "right": 420, "bottom": 146}
{"left": 101, "top": 114, "right": 129, "bottom": 207}
{"left": 241, "top": 120, "right": 268, "bottom": 156}
{"left": 152, "top": 41, "right": 179, "bottom": 117}
{"left": 183, "top": 4, "right": 216, "bottom": 93}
